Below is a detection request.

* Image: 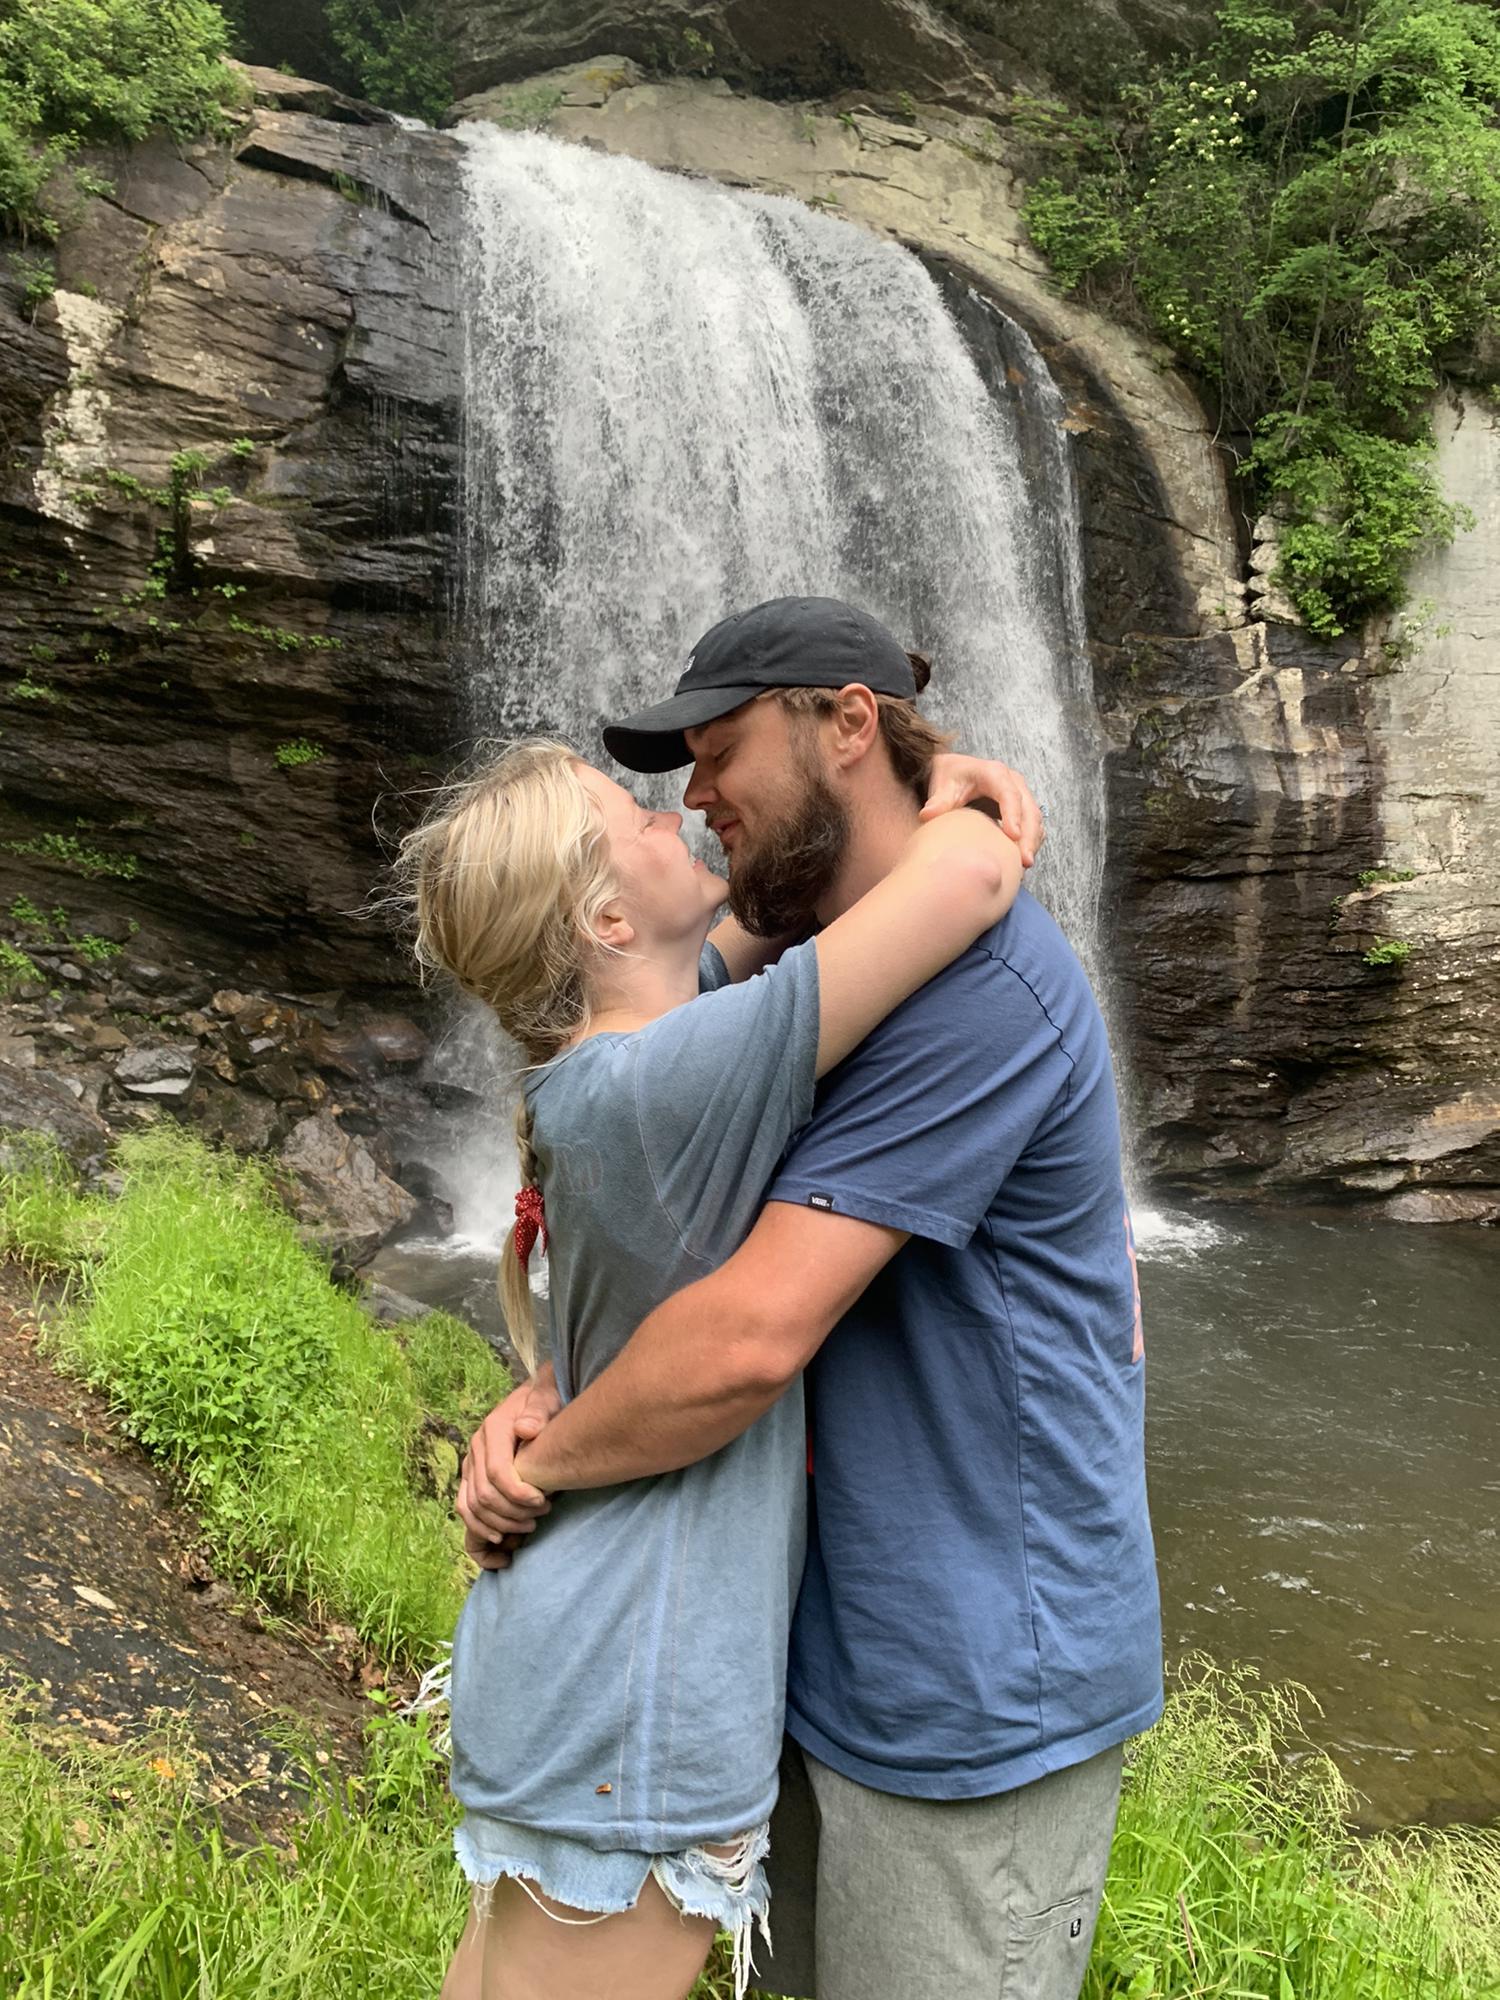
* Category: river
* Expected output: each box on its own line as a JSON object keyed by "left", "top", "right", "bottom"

{"left": 376, "top": 1203, "right": 1498, "bottom": 1831}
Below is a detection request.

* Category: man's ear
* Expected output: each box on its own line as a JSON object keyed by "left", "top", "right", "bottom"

{"left": 829, "top": 685, "right": 881, "bottom": 768}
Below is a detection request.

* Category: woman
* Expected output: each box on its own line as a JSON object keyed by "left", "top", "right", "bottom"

{"left": 401, "top": 738, "right": 1026, "bottom": 2000}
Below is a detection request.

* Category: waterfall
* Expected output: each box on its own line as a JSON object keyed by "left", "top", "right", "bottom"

{"left": 423, "top": 123, "right": 1109, "bottom": 1249}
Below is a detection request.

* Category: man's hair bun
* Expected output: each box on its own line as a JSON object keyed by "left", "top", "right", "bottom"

{"left": 906, "top": 649, "right": 933, "bottom": 695}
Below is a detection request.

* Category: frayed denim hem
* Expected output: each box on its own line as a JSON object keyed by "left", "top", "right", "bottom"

{"left": 453, "top": 1817, "right": 772, "bottom": 2000}
{"left": 653, "top": 1824, "right": 772, "bottom": 2000}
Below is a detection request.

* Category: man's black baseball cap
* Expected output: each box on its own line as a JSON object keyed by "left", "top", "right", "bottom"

{"left": 602, "top": 595, "right": 920, "bottom": 774}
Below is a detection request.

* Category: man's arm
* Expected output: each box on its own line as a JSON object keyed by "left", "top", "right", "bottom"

{"left": 457, "top": 1205, "right": 904, "bottom": 1535}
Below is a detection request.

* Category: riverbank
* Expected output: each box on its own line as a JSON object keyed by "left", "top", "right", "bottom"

{"left": 1, "top": 1132, "right": 1496, "bottom": 1997}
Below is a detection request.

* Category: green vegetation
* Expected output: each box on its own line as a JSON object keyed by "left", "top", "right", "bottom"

{"left": 0, "top": 0, "right": 243, "bottom": 240}
{"left": 1364, "top": 934, "right": 1413, "bottom": 966}
{"left": 8, "top": 895, "right": 49, "bottom": 930}
{"left": 230, "top": 615, "right": 343, "bottom": 654}
{"left": 0, "top": 1133, "right": 106, "bottom": 1269}
{"left": 0, "top": 939, "right": 41, "bottom": 995}
{"left": 74, "top": 931, "right": 123, "bottom": 963}
{"left": 4, "top": 830, "right": 139, "bottom": 879}
{"left": 275, "top": 736, "right": 327, "bottom": 768}
{"left": 1358, "top": 865, "right": 1417, "bottom": 888}
{"left": 0, "top": 1690, "right": 467, "bottom": 2000}
{"left": 487, "top": 83, "right": 565, "bottom": 132}
{"left": 220, "top": 0, "right": 449, "bottom": 122}
{"left": 14, "top": 250, "right": 53, "bottom": 314}
{"left": 1087, "top": 1661, "right": 1500, "bottom": 1998}
{"left": 0, "top": 1660, "right": 1493, "bottom": 1999}
{"left": 3, "top": 1129, "right": 510, "bottom": 1663}
{"left": 230, "top": 435, "right": 256, "bottom": 457}
{"left": 12, "top": 676, "right": 59, "bottom": 702}
{"left": 1017, "top": 0, "right": 1500, "bottom": 634}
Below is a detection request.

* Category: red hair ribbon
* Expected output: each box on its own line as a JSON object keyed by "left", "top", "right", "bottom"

{"left": 514, "top": 1183, "right": 548, "bottom": 1266}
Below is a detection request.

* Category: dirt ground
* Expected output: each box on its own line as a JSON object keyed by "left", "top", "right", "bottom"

{"left": 0, "top": 1263, "right": 382, "bottom": 1832}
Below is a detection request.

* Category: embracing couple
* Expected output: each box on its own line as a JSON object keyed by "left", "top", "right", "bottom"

{"left": 402, "top": 596, "right": 1162, "bottom": 2000}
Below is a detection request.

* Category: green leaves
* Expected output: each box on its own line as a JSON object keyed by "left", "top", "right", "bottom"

{"left": 1017, "top": 0, "right": 1500, "bottom": 632}
{"left": 0, "top": 0, "right": 242, "bottom": 238}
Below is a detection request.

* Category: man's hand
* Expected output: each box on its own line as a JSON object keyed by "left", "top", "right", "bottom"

{"left": 921, "top": 754, "right": 1045, "bottom": 869}
{"left": 456, "top": 1365, "right": 561, "bottom": 1566}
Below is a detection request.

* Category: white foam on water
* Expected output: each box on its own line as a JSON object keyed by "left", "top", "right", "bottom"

{"left": 1131, "top": 1204, "right": 1231, "bottom": 1261}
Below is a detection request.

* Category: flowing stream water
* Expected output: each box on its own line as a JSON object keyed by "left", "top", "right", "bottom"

{"left": 382, "top": 126, "right": 1500, "bottom": 1831}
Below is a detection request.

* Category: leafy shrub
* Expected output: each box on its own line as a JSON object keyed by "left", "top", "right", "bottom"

{"left": 0, "top": 939, "right": 41, "bottom": 994}
{"left": 275, "top": 736, "right": 326, "bottom": 768}
{"left": 324, "top": 0, "right": 449, "bottom": 121}
{"left": 1017, "top": 0, "right": 1500, "bottom": 634}
{"left": 4, "top": 830, "right": 138, "bottom": 878}
{"left": 1363, "top": 935, "right": 1413, "bottom": 967}
{"left": 44, "top": 1128, "right": 510, "bottom": 1661}
{"left": 0, "top": 0, "right": 243, "bottom": 238}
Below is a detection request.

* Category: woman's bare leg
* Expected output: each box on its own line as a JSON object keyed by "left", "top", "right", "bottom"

{"left": 440, "top": 1905, "right": 486, "bottom": 2000}
{"left": 479, "top": 1873, "right": 716, "bottom": 2000}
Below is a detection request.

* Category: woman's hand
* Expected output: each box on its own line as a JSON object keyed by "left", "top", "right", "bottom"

{"left": 920, "top": 755, "right": 1045, "bottom": 868}
{"left": 456, "top": 1365, "right": 561, "bottom": 1564}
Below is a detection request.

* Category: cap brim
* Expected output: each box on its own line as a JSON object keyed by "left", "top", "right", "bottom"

{"left": 601, "top": 685, "right": 762, "bottom": 773}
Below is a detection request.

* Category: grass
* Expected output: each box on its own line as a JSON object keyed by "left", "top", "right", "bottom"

{"left": 0, "top": 1666, "right": 1494, "bottom": 1999}
{"left": 3, "top": 1128, "right": 509, "bottom": 1665}
{"left": 0, "top": 1690, "right": 466, "bottom": 2000}
{"left": 1087, "top": 1660, "right": 1500, "bottom": 1998}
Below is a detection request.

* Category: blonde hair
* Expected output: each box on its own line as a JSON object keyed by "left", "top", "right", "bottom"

{"left": 395, "top": 739, "right": 617, "bottom": 1371}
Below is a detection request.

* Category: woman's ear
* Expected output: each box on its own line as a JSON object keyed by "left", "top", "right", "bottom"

{"left": 589, "top": 898, "right": 635, "bottom": 954}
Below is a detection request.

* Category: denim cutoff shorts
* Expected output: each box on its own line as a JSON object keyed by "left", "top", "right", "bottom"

{"left": 456, "top": 1810, "right": 772, "bottom": 2000}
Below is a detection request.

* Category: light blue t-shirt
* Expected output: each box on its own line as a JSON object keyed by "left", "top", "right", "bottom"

{"left": 770, "top": 890, "right": 1163, "bottom": 1798}
{"left": 448, "top": 941, "right": 819, "bottom": 1850}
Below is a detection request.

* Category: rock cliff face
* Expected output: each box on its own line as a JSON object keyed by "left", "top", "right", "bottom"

{"left": 434, "top": 0, "right": 1216, "bottom": 106}
{"left": 0, "top": 67, "right": 465, "bottom": 994}
{"left": 1, "top": 53, "right": 1494, "bottom": 1219}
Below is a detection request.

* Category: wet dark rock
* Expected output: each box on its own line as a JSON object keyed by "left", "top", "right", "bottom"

{"left": 362, "top": 1279, "right": 431, "bottom": 1325}
{"left": 113, "top": 1044, "right": 197, "bottom": 1099}
{"left": 195, "top": 1083, "right": 285, "bottom": 1156}
{"left": 0, "top": 1063, "right": 111, "bottom": 1173}
{"left": 277, "top": 1110, "right": 417, "bottom": 1272}
{"left": 0, "top": 96, "right": 465, "bottom": 995}
{"left": 361, "top": 1015, "right": 430, "bottom": 1069}
{"left": 244, "top": 1054, "right": 302, "bottom": 1101}
{"left": 436, "top": 0, "right": 1214, "bottom": 107}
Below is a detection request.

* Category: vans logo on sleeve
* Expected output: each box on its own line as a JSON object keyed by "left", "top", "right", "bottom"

{"left": 808, "top": 1192, "right": 836, "bottom": 1210}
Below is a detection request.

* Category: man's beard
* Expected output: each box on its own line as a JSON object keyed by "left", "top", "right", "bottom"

{"left": 727, "top": 751, "right": 850, "bottom": 939}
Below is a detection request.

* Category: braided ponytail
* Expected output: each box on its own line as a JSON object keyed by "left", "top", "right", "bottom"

{"left": 394, "top": 740, "right": 620, "bottom": 1377}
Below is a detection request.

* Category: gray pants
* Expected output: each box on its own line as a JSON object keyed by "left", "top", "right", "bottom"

{"left": 758, "top": 1738, "right": 1123, "bottom": 2000}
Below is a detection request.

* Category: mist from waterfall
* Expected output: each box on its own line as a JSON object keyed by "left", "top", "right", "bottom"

{"left": 427, "top": 123, "right": 1108, "bottom": 1248}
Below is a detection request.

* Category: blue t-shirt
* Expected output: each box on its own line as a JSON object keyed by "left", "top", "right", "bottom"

{"left": 770, "top": 889, "right": 1162, "bottom": 1799}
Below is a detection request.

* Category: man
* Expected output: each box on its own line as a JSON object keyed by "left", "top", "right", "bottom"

{"left": 461, "top": 596, "right": 1161, "bottom": 2000}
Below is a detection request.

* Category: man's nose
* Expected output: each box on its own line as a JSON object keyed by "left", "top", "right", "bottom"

{"left": 683, "top": 762, "right": 714, "bottom": 812}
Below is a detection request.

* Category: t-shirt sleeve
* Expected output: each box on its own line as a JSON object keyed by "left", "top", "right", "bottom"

{"left": 635, "top": 938, "right": 820, "bottom": 1262}
{"left": 698, "top": 940, "right": 732, "bottom": 993}
{"left": 769, "top": 946, "right": 1072, "bottom": 1249}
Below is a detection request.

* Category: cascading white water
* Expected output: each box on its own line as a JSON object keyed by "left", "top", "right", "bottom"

{"left": 426, "top": 124, "right": 1111, "bottom": 1247}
